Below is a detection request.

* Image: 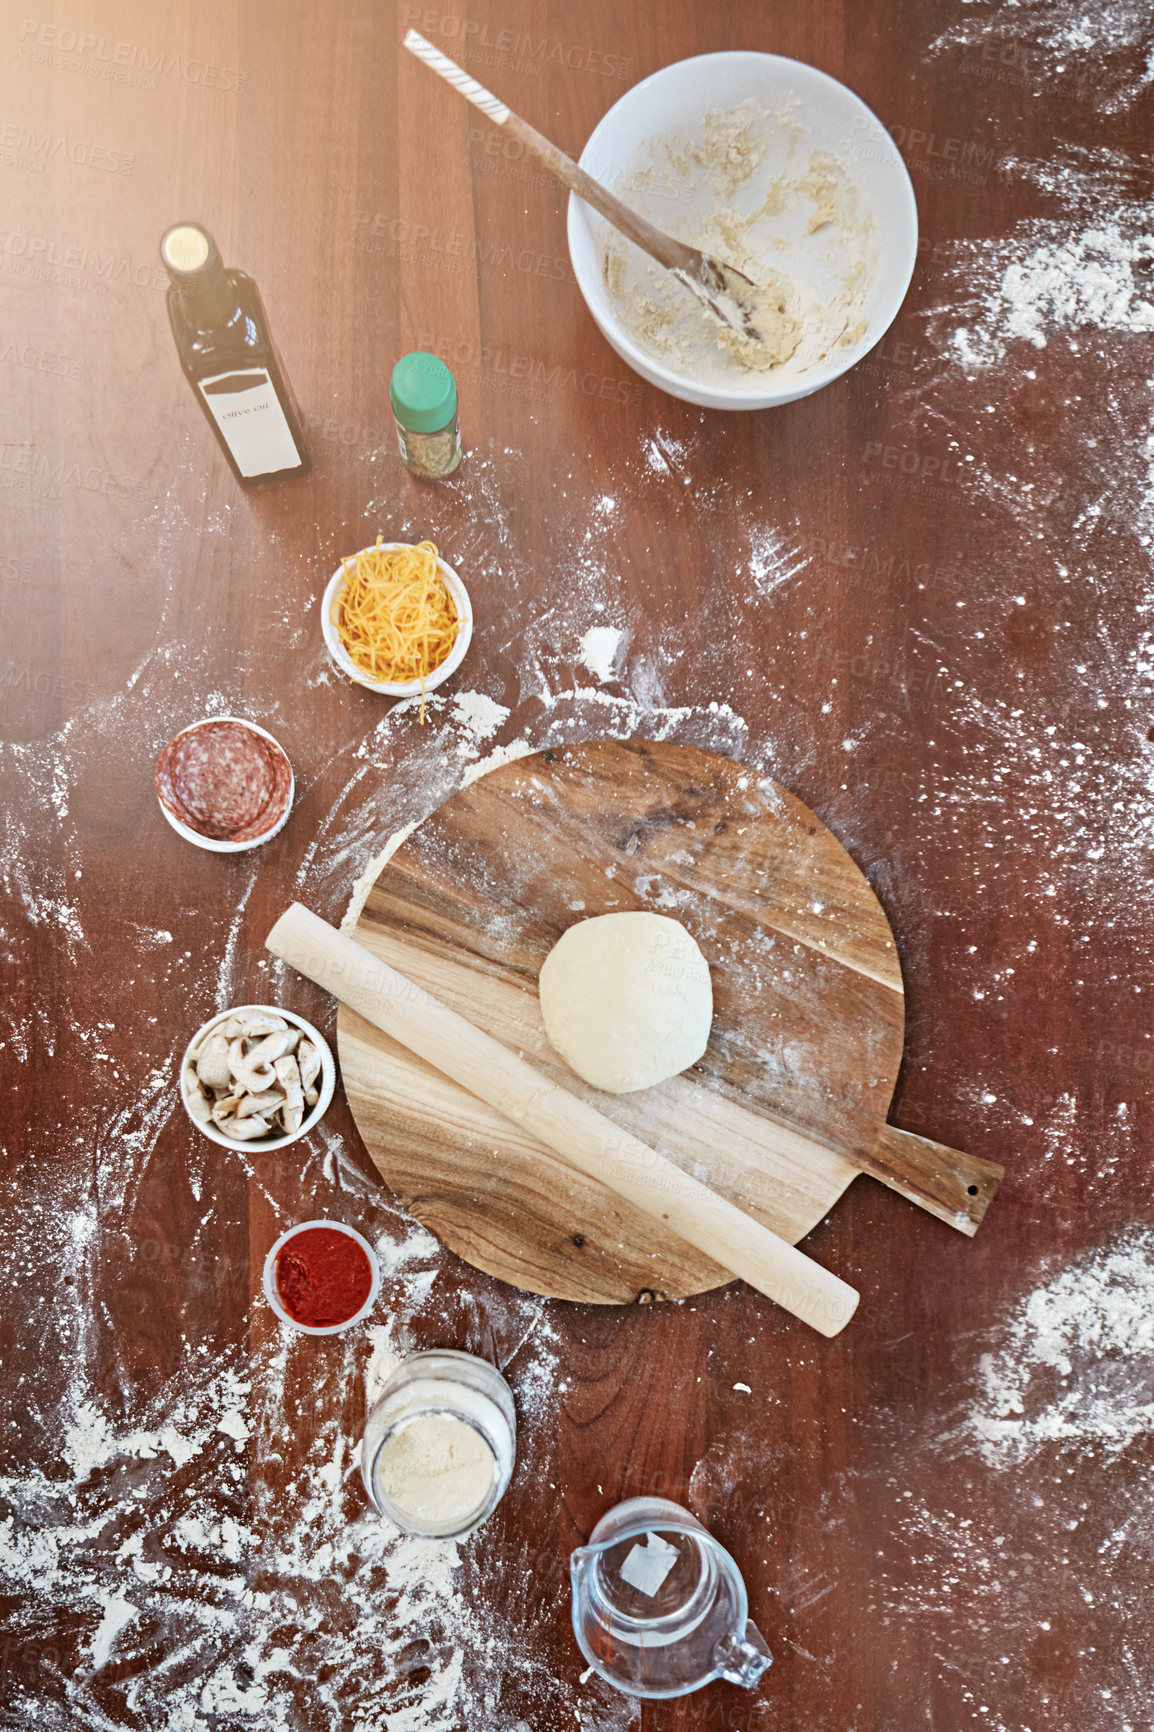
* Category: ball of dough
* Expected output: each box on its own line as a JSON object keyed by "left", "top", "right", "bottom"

{"left": 538, "top": 912, "right": 713, "bottom": 1094}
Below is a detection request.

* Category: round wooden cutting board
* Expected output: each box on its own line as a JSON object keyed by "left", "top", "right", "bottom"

{"left": 338, "top": 738, "right": 914, "bottom": 1304}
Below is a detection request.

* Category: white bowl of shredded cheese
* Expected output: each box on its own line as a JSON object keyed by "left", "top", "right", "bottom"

{"left": 321, "top": 541, "right": 473, "bottom": 703}
{"left": 567, "top": 52, "right": 917, "bottom": 409}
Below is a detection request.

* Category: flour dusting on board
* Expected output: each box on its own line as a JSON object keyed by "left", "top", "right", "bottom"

{"left": 335, "top": 680, "right": 754, "bottom": 934}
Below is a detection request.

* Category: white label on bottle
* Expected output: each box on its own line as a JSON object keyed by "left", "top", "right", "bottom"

{"left": 197, "top": 368, "right": 301, "bottom": 478}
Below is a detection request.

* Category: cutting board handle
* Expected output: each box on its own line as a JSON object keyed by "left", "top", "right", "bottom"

{"left": 865, "top": 1125, "right": 1004, "bottom": 1236}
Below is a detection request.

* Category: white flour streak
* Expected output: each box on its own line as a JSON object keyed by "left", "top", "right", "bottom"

{"left": 538, "top": 689, "right": 749, "bottom": 749}
{"left": 215, "top": 867, "right": 259, "bottom": 1009}
{"left": 643, "top": 429, "right": 691, "bottom": 480}
{"left": 966, "top": 1230, "right": 1154, "bottom": 1465}
{"left": 88, "top": 1594, "right": 139, "bottom": 1670}
{"left": 922, "top": 144, "right": 1154, "bottom": 379}
{"left": 95, "top": 1057, "right": 179, "bottom": 1214}
{"left": 929, "top": 0, "right": 1154, "bottom": 111}
{"left": 578, "top": 625, "right": 625, "bottom": 684}
{"left": 747, "top": 529, "right": 811, "bottom": 600}
{"left": 450, "top": 688, "right": 510, "bottom": 750}
{"left": 945, "top": 208, "right": 1154, "bottom": 368}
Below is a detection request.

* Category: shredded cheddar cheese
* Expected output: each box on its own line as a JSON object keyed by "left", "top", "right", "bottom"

{"left": 332, "top": 538, "right": 459, "bottom": 722}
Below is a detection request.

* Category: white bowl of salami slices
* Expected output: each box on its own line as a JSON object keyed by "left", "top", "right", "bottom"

{"left": 156, "top": 716, "right": 294, "bottom": 852}
{"left": 180, "top": 1005, "right": 336, "bottom": 1150}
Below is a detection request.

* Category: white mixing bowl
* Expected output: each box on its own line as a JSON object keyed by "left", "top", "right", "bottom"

{"left": 567, "top": 51, "right": 918, "bottom": 409}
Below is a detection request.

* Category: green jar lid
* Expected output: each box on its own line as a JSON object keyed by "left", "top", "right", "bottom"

{"left": 390, "top": 352, "right": 458, "bottom": 434}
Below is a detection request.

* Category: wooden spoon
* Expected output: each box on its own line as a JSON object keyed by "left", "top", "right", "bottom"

{"left": 402, "top": 28, "right": 770, "bottom": 345}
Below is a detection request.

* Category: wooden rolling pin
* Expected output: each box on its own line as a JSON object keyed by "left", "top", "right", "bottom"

{"left": 266, "top": 903, "right": 859, "bottom": 1338}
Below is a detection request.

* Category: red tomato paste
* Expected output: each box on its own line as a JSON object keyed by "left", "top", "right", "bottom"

{"left": 275, "top": 1227, "right": 372, "bottom": 1327}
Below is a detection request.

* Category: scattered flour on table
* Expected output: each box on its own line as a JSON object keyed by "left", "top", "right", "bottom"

{"left": 941, "top": 202, "right": 1154, "bottom": 369}
{"left": 929, "top": 0, "right": 1154, "bottom": 111}
{"left": 449, "top": 689, "right": 509, "bottom": 751}
{"left": 747, "top": 529, "right": 811, "bottom": 601}
{"left": 578, "top": 625, "right": 625, "bottom": 684}
{"left": 87, "top": 1594, "right": 139, "bottom": 1670}
{"left": 0, "top": 1187, "right": 639, "bottom": 1731}
{"left": 642, "top": 429, "right": 691, "bottom": 479}
{"left": 965, "top": 1229, "right": 1154, "bottom": 1465}
{"left": 863, "top": 1231, "right": 1154, "bottom": 1731}
{"left": 878, "top": 134, "right": 1154, "bottom": 1032}
{"left": 914, "top": 147, "right": 1154, "bottom": 548}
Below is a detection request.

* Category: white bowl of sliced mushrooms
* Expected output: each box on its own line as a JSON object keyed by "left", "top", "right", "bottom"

{"left": 180, "top": 1004, "right": 335, "bottom": 1150}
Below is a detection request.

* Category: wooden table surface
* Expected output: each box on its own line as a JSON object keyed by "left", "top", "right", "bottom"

{"left": 3, "top": 1, "right": 1153, "bottom": 1727}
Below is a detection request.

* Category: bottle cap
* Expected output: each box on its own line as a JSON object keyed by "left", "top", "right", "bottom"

{"left": 160, "top": 223, "right": 218, "bottom": 279}
{"left": 390, "top": 352, "right": 458, "bottom": 434}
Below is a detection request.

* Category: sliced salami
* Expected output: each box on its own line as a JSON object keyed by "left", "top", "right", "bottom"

{"left": 156, "top": 720, "right": 292, "bottom": 843}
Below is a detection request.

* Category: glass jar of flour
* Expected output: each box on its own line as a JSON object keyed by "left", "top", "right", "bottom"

{"left": 361, "top": 1350, "right": 516, "bottom": 1539}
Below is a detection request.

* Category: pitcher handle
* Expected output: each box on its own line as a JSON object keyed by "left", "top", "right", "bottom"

{"left": 714, "top": 1620, "right": 773, "bottom": 1689}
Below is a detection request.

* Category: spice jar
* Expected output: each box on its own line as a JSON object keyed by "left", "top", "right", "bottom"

{"left": 361, "top": 1349, "right": 515, "bottom": 1538}
{"left": 390, "top": 351, "right": 462, "bottom": 480}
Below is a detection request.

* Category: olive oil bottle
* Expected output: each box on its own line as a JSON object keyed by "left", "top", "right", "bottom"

{"left": 160, "top": 222, "right": 310, "bottom": 486}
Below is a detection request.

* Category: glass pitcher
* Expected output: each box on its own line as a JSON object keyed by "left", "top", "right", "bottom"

{"left": 570, "top": 1497, "right": 773, "bottom": 1699}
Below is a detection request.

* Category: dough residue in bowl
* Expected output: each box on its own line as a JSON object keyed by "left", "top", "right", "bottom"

{"left": 600, "top": 98, "right": 877, "bottom": 388}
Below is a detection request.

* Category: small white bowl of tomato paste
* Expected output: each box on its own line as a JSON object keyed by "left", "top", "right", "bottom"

{"left": 262, "top": 1220, "right": 381, "bottom": 1336}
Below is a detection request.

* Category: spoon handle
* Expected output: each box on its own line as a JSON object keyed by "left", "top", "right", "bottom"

{"left": 402, "top": 28, "right": 704, "bottom": 277}
{"left": 401, "top": 27, "right": 511, "bottom": 123}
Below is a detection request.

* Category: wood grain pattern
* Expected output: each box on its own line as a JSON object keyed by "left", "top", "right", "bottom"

{"left": 340, "top": 737, "right": 992, "bottom": 1301}
{"left": 5, "top": 0, "right": 1146, "bottom": 1722}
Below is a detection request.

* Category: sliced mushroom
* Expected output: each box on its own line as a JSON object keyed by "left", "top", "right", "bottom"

{"left": 183, "top": 1068, "right": 213, "bottom": 1124}
{"left": 219, "top": 1114, "right": 272, "bottom": 1141}
{"left": 210, "top": 1093, "right": 246, "bottom": 1122}
{"left": 228, "top": 1038, "right": 275, "bottom": 1095}
{"left": 297, "top": 1038, "right": 321, "bottom": 1096}
{"left": 221, "top": 1011, "right": 288, "bottom": 1041}
{"left": 236, "top": 1088, "right": 286, "bottom": 1118}
{"left": 193, "top": 1031, "right": 233, "bottom": 1090}
{"left": 237, "top": 1028, "right": 298, "bottom": 1085}
{"left": 273, "top": 1054, "right": 304, "bottom": 1135}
